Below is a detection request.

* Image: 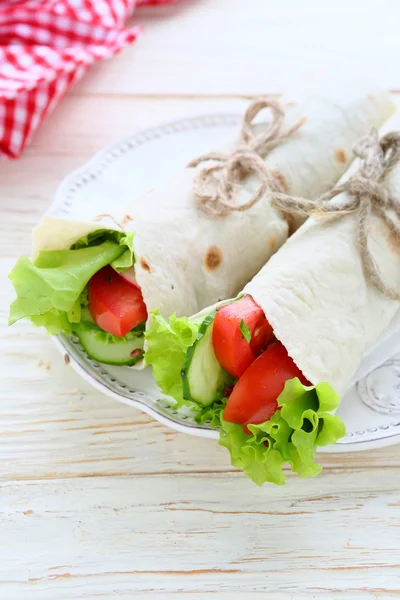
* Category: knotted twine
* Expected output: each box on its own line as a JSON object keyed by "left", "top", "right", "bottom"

{"left": 188, "top": 97, "right": 306, "bottom": 217}
{"left": 271, "top": 129, "right": 400, "bottom": 301}
{"left": 189, "top": 97, "right": 400, "bottom": 300}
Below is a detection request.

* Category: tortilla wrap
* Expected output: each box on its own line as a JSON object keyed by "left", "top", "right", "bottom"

{"left": 244, "top": 154, "right": 400, "bottom": 396}
{"left": 28, "top": 86, "right": 393, "bottom": 365}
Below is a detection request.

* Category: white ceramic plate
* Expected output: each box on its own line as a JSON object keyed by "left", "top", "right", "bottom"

{"left": 48, "top": 114, "right": 400, "bottom": 451}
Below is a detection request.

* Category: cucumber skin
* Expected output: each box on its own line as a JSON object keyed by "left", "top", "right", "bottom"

{"left": 181, "top": 310, "right": 230, "bottom": 407}
{"left": 181, "top": 311, "right": 216, "bottom": 399}
{"left": 74, "top": 309, "right": 144, "bottom": 366}
{"left": 75, "top": 328, "right": 144, "bottom": 366}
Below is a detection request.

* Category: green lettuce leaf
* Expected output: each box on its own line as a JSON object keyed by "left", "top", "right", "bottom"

{"left": 145, "top": 310, "right": 204, "bottom": 407}
{"left": 71, "top": 229, "right": 135, "bottom": 272}
{"left": 79, "top": 287, "right": 89, "bottom": 308}
{"left": 146, "top": 298, "right": 240, "bottom": 409}
{"left": 195, "top": 398, "right": 227, "bottom": 429}
{"left": 71, "top": 230, "right": 121, "bottom": 249}
{"left": 219, "top": 378, "right": 346, "bottom": 486}
{"left": 9, "top": 229, "right": 135, "bottom": 335}
{"left": 110, "top": 233, "right": 135, "bottom": 271}
{"left": 30, "top": 309, "right": 73, "bottom": 335}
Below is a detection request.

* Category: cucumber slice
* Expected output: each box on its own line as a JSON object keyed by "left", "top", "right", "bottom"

{"left": 181, "top": 311, "right": 230, "bottom": 407}
{"left": 74, "top": 309, "right": 144, "bottom": 366}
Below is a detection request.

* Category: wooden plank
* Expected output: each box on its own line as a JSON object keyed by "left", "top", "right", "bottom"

{"left": 1, "top": 4, "right": 400, "bottom": 594}
{"left": 0, "top": 473, "right": 399, "bottom": 598}
{"left": 75, "top": 0, "right": 400, "bottom": 96}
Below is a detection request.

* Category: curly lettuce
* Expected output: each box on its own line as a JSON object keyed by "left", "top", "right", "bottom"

{"left": 145, "top": 311, "right": 204, "bottom": 407}
{"left": 145, "top": 307, "right": 346, "bottom": 487}
{"left": 195, "top": 398, "right": 227, "bottom": 429}
{"left": 219, "top": 378, "right": 345, "bottom": 486}
{"left": 146, "top": 300, "right": 239, "bottom": 409}
{"left": 9, "top": 229, "right": 135, "bottom": 335}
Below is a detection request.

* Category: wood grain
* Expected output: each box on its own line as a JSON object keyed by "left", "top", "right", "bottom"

{"left": 2, "top": 3, "right": 400, "bottom": 597}
{"left": 1, "top": 474, "right": 399, "bottom": 598}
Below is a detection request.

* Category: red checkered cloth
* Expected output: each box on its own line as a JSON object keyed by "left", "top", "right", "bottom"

{"left": 0, "top": 0, "right": 179, "bottom": 158}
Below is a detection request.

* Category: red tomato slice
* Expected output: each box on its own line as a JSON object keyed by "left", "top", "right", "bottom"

{"left": 88, "top": 266, "right": 147, "bottom": 338}
{"left": 119, "top": 267, "right": 139, "bottom": 290}
{"left": 223, "top": 342, "right": 311, "bottom": 426}
{"left": 212, "top": 295, "right": 274, "bottom": 378}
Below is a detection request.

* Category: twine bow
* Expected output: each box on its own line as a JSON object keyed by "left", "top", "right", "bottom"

{"left": 272, "top": 129, "right": 400, "bottom": 301}
{"left": 188, "top": 98, "right": 306, "bottom": 217}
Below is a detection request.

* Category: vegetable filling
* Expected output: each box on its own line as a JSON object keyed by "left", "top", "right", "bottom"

{"left": 9, "top": 230, "right": 147, "bottom": 366}
{"left": 146, "top": 295, "right": 346, "bottom": 485}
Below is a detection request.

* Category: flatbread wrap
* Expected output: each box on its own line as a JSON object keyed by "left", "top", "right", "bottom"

{"left": 146, "top": 128, "right": 400, "bottom": 486}
{"left": 9, "top": 87, "right": 394, "bottom": 368}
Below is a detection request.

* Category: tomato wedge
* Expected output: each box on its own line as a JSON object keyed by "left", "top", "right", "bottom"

{"left": 223, "top": 342, "right": 311, "bottom": 426}
{"left": 212, "top": 295, "right": 274, "bottom": 378}
{"left": 88, "top": 266, "right": 147, "bottom": 338}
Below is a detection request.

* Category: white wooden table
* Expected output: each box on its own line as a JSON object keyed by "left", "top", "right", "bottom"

{"left": 1, "top": 1, "right": 400, "bottom": 598}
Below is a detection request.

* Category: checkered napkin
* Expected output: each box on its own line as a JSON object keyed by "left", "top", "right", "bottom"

{"left": 0, "top": 0, "right": 179, "bottom": 158}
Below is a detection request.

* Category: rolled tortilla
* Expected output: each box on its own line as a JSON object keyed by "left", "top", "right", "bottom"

{"left": 145, "top": 127, "right": 400, "bottom": 486}
{"left": 244, "top": 152, "right": 400, "bottom": 396}
{"left": 35, "top": 87, "right": 394, "bottom": 321}
{"left": 13, "top": 86, "right": 394, "bottom": 366}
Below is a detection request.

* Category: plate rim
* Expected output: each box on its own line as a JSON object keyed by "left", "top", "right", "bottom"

{"left": 49, "top": 112, "right": 241, "bottom": 217}
{"left": 49, "top": 113, "right": 400, "bottom": 451}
